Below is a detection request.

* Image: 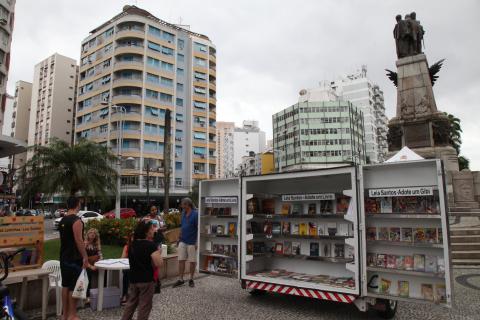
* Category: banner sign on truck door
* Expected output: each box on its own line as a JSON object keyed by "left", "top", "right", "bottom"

{"left": 368, "top": 187, "right": 433, "bottom": 197}
{"left": 282, "top": 193, "right": 335, "bottom": 201}
{"left": 205, "top": 197, "right": 238, "bottom": 204}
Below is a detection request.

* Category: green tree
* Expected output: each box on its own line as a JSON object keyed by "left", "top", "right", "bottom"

{"left": 444, "top": 112, "right": 462, "bottom": 154}
{"left": 18, "top": 138, "right": 118, "bottom": 205}
{"left": 458, "top": 156, "right": 470, "bottom": 171}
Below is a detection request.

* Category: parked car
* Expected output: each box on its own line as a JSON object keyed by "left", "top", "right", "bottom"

{"left": 15, "top": 209, "right": 37, "bottom": 216}
{"left": 54, "top": 210, "right": 103, "bottom": 229}
{"left": 43, "top": 210, "right": 54, "bottom": 219}
{"left": 54, "top": 209, "right": 66, "bottom": 218}
{"left": 104, "top": 208, "right": 137, "bottom": 219}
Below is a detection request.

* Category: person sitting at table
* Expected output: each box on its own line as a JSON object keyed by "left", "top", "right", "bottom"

{"left": 121, "top": 220, "right": 163, "bottom": 320}
{"left": 84, "top": 228, "right": 103, "bottom": 302}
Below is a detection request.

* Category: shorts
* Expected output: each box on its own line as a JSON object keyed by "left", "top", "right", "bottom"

{"left": 177, "top": 242, "right": 197, "bottom": 263}
{"left": 60, "top": 260, "right": 82, "bottom": 291}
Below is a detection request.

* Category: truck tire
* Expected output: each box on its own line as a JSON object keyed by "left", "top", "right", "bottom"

{"left": 248, "top": 289, "right": 267, "bottom": 296}
{"left": 376, "top": 299, "right": 397, "bottom": 319}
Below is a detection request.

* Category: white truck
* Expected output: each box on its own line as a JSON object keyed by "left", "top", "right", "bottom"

{"left": 198, "top": 159, "right": 452, "bottom": 318}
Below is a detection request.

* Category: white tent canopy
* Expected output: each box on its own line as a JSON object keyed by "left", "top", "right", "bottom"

{"left": 385, "top": 146, "right": 424, "bottom": 163}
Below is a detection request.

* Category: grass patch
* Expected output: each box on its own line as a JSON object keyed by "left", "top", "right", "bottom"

{"left": 43, "top": 238, "right": 124, "bottom": 262}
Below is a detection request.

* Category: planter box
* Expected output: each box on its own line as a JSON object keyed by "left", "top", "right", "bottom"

{"left": 164, "top": 227, "right": 181, "bottom": 243}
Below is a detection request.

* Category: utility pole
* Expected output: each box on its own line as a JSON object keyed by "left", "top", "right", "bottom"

{"left": 163, "top": 110, "right": 172, "bottom": 214}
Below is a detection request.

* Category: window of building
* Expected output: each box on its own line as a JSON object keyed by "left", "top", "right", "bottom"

{"left": 193, "top": 132, "right": 206, "bottom": 140}
{"left": 175, "top": 178, "right": 183, "bottom": 186}
{"left": 161, "top": 46, "right": 174, "bottom": 56}
{"left": 193, "top": 101, "right": 207, "bottom": 109}
{"left": 175, "top": 113, "right": 184, "bottom": 122}
{"left": 104, "top": 27, "right": 114, "bottom": 38}
{"left": 176, "top": 98, "right": 183, "bottom": 107}
{"left": 177, "top": 39, "right": 184, "bottom": 50}
{"left": 161, "top": 61, "right": 174, "bottom": 72}
{"left": 175, "top": 145, "right": 183, "bottom": 156}
{"left": 194, "top": 86, "right": 206, "bottom": 95}
{"left": 147, "top": 56, "right": 160, "bottom": 68}
{"left": 162, "top": 31, "right": 175, "bottom": 43}
{"left": 176, "top": 83, "right": 184, "bottom": 92}
{"left": 177, "top": 68, "right": 184, "bottom": 76}
{"left": 160, "top": 93, "right": 172, "bottom": 103}
{"left": 145, "top": 89, "right": 159, "bottom": 100}
{"left": 147, "top": 41, "right": 162, "bottom": 52}
{"left": 160, "top": 77, "right": 173, "bottom": 87}
{"left": 148, "top": 25, "right": 162, "bottom": 37}
{"left": 193, "top": 147, "right": 206, "bottom": 155}
{"left": 146, "top": 73, "right": 159, "bottom": 84}
{"left": 177, "top": 53, "right": 184, "bottom": 63}
{"left": 175, "top": 162, "right": 182, "bottom": 170}
{"left": 194, "top": 72, "right": 207, "bottom": 81}
{"left": 194, "top": 42, "right": 208, "bottom": 53}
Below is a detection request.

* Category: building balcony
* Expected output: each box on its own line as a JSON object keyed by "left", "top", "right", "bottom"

{"left": 112, "top": 94, "right": 142, "bottom": 105}
{"left": 113, "top": 60, "right": 144, "bottom": 72}
{"left": 114, "top": 44, "right": 144, "bottom": 55}
{"left": 116, "top": 28, "right": 145, "bottom": 39}
{"left": 112, "top": 77, "right": 143, "bottom": 88}
{"left": 209, "top": 68, "right": 216, "bottom": 77}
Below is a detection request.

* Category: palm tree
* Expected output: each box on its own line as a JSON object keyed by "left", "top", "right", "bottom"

{"left": 444, "top": 112, "right": 462, "bottom": 155}
{"left": 18, "top": 138, "right": 118, "bottom": 205}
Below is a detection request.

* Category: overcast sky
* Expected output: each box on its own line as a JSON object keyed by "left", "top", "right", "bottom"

{"left": 8, "top": 0, "right": 480, "bottom": 169}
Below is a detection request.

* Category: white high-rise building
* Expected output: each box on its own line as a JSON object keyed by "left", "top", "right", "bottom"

{"left": 216, "top": 121, "right": 235, "bottom": 178}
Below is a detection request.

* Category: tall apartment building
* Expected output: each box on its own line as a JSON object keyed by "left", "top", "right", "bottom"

{"left": 216, "top": 121, "right": 235, "bottom": 178}
{"left": 75, "top": 5, "right": 217, "bottom": 199}
{"left": 0, "top": 92, "right": 13, "bottom": 167}
{"left": 27, "top": 53, "right": 78, "bottom": 157}
{"left": 0, "top": 0, "right": 15, "bottom": 134}
{"left": 10, "top": 81, "right": 32, "bottom": 170}
{"left": 273, "top": 100, "right": 366, "bottom": 171}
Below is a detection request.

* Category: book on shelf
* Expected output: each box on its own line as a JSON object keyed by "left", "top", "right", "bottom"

{"left": 365, "top": 198, "right": 380, "bottom": 214}
{"left": 262, "top": 198, "right": 276, "bottom": 215}
{"left": 318, "top": 224, "right": 326, "bottom": 236}
{"left": 218, "top": 244, "right": 225, "bottom": 255}
{"left": 253, "top": 242, "right": 266, "bottom": 254}
{"left": 212, "top": 208, "right": 219, "bottom": 216}
{"left": 421, "top": 283, "right": 434, "bottom": 301}
{"left": 334, "top": 243, "right": 345, "bottom": 258}
{"left": 396, "top": 255, "right": 405, "bottom": 270}
{"left": 251, "top": 221, "right": 264, "bottom": 234}
{"left": 308, "top": 203, "right": 317, "bottom": 215}
{"left": 336, "top": 196, "right": 350, "bottom": 214}
{"left": 228, "top": 222, "right": 237, "bottom": 236}
{"left": 283, "top": 241, "right": 292, "bottom": 255}
{"left": 386, "top": 255, "right": 397, "bottom": 269}
{"left": 309, "top": 222, "right": 318, "bottom": 236}
{"left": 404, "top": 256, "right": 414, "bottom": 271}
{"left": 205, "top": 224, "right": 211, "bottom": 235}
{"left": 205, "top": 241, "right": 212, "bottom": 252}
{"left": 425, "top": 228, "right": 438, "bottom": 243}
{"left": 275, "top": 243, "right": 284, "bottom": 254}
{"left": 401, "top": 228, "right": 413, "bottom": 242}
{"left": 425, "top": 196, "right": 439, "bottom": 214}
{"left": 378, "top": 227, "right": 389, "bottom": 241}
{"left": 291, "top": 203, "right": 303, "bottom": 215}
{"left": 224, "top": 207, "right": 232, "bottom": 215}
{"left": 435, "top": 284, "right": 446, "bottom": 303}
{"left": 425, "top": 255, "right": 438, "bottom": 273}
{"left": 367, "top": 227, "right": 377, "bottom": 241}
{"left": 437, "top": 257, "right": 445, "bottom": 273}
{"left": 389, "top": 227, "right": 401, "bottom": 242}
{"left": 414, "top": 254, "right": 425, "bottom": 272}
{"left": 376, "top": 254, "right": 387, "bottom": 268}
{"left": 310, "top": 242, "right": 320, "bottom": 257}
{"left": 281, "top": 203, "right": 292, "bottom": 215}
{"left": 327, "top": 222, "right": 337, "bottom": 236}
{"left": 367, "top": 253, "right": 376, "bottom": 266}
{"left": 218, "top": 207, "right": 225, "bottom": 216}
{"left": 247, "top": 241, "right": 253, "bottom": 255}
{"left": 393, "top": 197, "right": 408, "bottom": 213}
{"left": 337, "top": 222, "right": 349, "bottom": 236}
{"left": 405, "top": 196, "right": 418, "bottom": 212}
{"left": 211, "top": 225, "right": 218, "bottom": 234}
{"left": 272, "top": 222, "right": 281, "bottom": 235}
{"left": 414, "top": 228, "right": 426, "bottom": 243}
{"left": 292, "top": 242, "right": 301, "bottom": 255}
{"left": 380, "top": 197, "right": 393, "bottom": 213}
{"left": 282, "top": 221, "right": 291, "bottom": 235}
{"left": 216, "top": 224, "right": 225, "bottom": 235}
{"left": 299, "top": 223, "right": 308, "bottom": 236}
{"left": 345, "top": 245, "right": 354, "bottom": 260}
{"left": 224, "top": 245, "right": 231, "bottom": 256}
{"left": 292, "top": 223, "right": 299, "bottom": 235}
{"left": 204, "top": 207, "right": 213, "bottom": 215}
{"left": 232, "top": 245, "right": 238, "bottom": 255}
{"left": 320, "top": 200, "right": 334, "bottom": 215}
{"left": 247, "top": 198, "right": 259, "bottom": 214}
{"left": 380, "top": 278, "right": 392, "bottom": 295}
{"left": 266, "top": 242, "right": 275, "bottom": 254}
{"left": 398, "top": 280, "right": 409, "bottom": 298}
{"left": 437, "top": 228, "right": 443, "bottom": 244}
{"left": 322, "top": 243, "right": 331, "bottom": 257}
{"left": 264, "top": 221, "right": 273, "bottom": 236}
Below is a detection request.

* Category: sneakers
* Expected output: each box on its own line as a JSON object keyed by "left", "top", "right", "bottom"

{"left": 172, "top": 280, "right": 185, "bottom": 288}
{"left": 189, "top": 279, "right": 195, "bottom": 287}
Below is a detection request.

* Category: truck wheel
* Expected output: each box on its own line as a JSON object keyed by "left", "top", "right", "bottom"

{"left": 249, "top": 289, "right": 266, "bottom": 296}
{"left": 376, "top": 299, "right": 397, "bottom": 319}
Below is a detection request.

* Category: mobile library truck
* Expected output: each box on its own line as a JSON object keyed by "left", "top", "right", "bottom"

{"left": 198, "top": 159, "right": 452, "bottom": 318}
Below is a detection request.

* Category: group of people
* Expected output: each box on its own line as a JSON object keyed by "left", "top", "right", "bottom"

{"left": 58, "top": 196, "right": 199, "bottom": 320}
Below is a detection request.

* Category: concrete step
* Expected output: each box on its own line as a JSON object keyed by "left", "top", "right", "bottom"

{"left": 451, "top": 235, "right": 480, "bottom": 243}
{"left": 451, "top": 243, "right": 480, "bottom": 251}
{"left": 450, "top": 207, "right": 473, "bottom": 212}
{"left": 451, "top": 228, "right": 480, "bottom": 236}
{"left": 451, "top": 251, "right": 480, "bottom": 259}
{"left": 452, "top": 259, "right": 480, "bottom": 266}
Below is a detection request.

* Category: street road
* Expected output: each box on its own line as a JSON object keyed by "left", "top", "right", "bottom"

{"left": 43, "top": 217, "right": 58, "bottom": 240}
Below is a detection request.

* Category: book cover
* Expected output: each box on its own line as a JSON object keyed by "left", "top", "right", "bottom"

{"left": 212, "top": 208, "right": 219, "bottom": 216}
{"left": 218, "top": 245, "right": 225, "bottom": 254}
{"left": 425, "top": 196, "right": 439, "bottom": 214}
{"left": 396, "top": 255, "right": 405, "bottom": 270}
{"left": 232, "top": 245, "right": 238, "bottom": 255}
{"left": 380, "top": 197, "right": 393, "bottom": 213}
{"left": 251, "top": 221, "right": 263, "bottom": 234}
{"left": 224, "top": 207, "right": 232, "bottom": 215}
{"left": 378, "top": 227, "right": 389, "bottom": 241}
{"left": 345, "top": 245, "right": 354, "bottom": 259}
{"left": 283, "top": 241, "right": 292, "bottom": 255}
{"left": 310, "top": 242, "right": 320, "bottom": 257}
{"left": 217, "top": 225, "right": 225, "bottom": 235}
{"left": 337, "top": 222, "right": 349, "bottom": 236}
{"left": 264, "top": 221, "right": 273, "bottom": 236}
{"left": 228, "top": 222, "right": 237, "bottom": 236}
{"left": 272, "top": 222, "right": 282, "bottom": 235}
{"left": 389, "top": 227, "right": 401, "bottom": 242}
{"left": 308, "top": 203, "right": 317, "bottom": 215}
{"left": 367, "top": 227, "right": 377, "bottom": 241}
{"left": 393, "top": 197, "right": 407, "bottom": 213}
{"left": 404, "top": 256, "right": 414, "bottom": 270}
{"left": 299, "top": 223, "right": 308, "bottom": 236}
{"left": 317, "top": 224, "right": 326, "bottom": 236}
{"left": 425, "top": 228, "right": 438, "bottom": 244}
{"left": 262, "top": 198, "right": 276, "bottom": 215}
{"left": 421, "top": 284, "right": 434, "bottom": 301}
{"left": 414, "top": 228, "right": 426, "bottom": 243}
{"left": 281, "top": 203, "right": 292, "bottom": 215}
{"left": 282, "top": 221, "right": 291, "bottom": 235}
{"left": 224, "top": 245, "right": 231, "bottom": 256}
{"left": 292, "top": 223, "right": 299, "bottom": 235}
{"left": 205, "top": 224, "right": 211, "bottom": 235}
{"left": 365, "top": 198, "right": 380, "bottom": 214}
{"left": 205, "top": 241, "right": 212, "bottom": 252}
{"left": 327, "top": 222, "right": 337, "bottom": 236}
{"left": 376, "top": 254, "right": 387, "bottom": 268}
{"left": 334, "top": 244, "right": 345, "bottom": 258}
{"left": 415, "top": 197, "right": 427, "bottom": 213}
{"left": 437, "top": 257, "right": 445, "bottom": 273}
{"left": 414, "top": 254, "right": 425, "bottom": 272}
{"left": 322, "top": 243, "right": 331, "bottom": 257}
{"left": 275, "top": 242, "right": 284, "bottom": 254}
{"left": 253, "top": 242, "right": 265, "bottom": 254}
{"left": 367, "top": 253, "right": 376, "bottom": 266}
{"left": 218, "top": 207, "right": 225, "bottom": 216}
{"left": 247, "top": 241, "right": 253, "bottom": 255}
{"left": 211, "top": 225, "right": 218, "bottom": 234}
{"left": 386, "top": 255, "right": 397, "bottom": 269}
{"left": 204, "top": 207, "right": 213, "bottom": 216}
{"left": 398, "top": 281, "right": 409, "bottom": 298}
{"left": 401, "top": 228, "right": 413, "bottom": 242}
{"left": 291, "top": 203, "right": 303, "bottom": 215}
{"left": 435, "top": 284, "right": 446, "bottom": 303}
{"left": 292, "top": 242, "right": 301, "bottom": 255}
{"left": 425, "top": 255, "right": 438, "bottom": 273}
{"left": 320, "top": 200, "right": 334, "bottom": 214}
{"left": 405, "top": 196, "right": 419, "bottom": 213}
{"left": 380, "top": 278, "right": 392, "bottom": 295}
{"left": 437, "top": 228, "right": 443, "bottom": 244}
{"left": 309, "top": 222, "right": 318, "bottom": 236}
{"left": 247, "top": 198, "right": 259, "bottom": 214}
{"left": 212, "top": 244, "right": 219, "bottom": 253}
{"left": 336, "top": 196, "right": 350, "bottom": 214}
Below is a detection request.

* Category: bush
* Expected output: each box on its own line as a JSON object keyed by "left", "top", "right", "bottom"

{"left": 86, "top": 218, "right": 137, "bottom": 246}
{"left": 164, "top": 212, "right": 181, "bottom": 229}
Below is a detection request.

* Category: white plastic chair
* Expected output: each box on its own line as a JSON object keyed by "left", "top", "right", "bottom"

{"left": 42, "top": 260, "right": 62, "bottom": 316}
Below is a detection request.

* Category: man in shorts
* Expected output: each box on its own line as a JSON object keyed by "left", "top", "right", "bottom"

{"left": 59, "top": 197, "right": 89, "bottom": 320}
{"left": 173, "top": 198, "right": 198, "bottom": 288}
